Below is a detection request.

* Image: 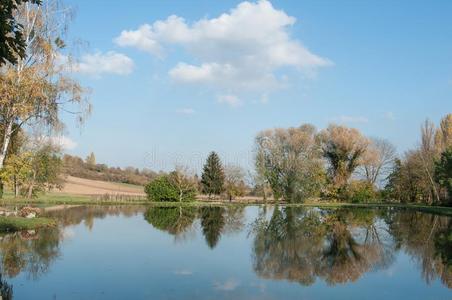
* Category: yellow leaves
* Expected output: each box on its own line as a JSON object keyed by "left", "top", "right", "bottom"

{"left": 435, "top": 113, "right": 452, "bottom": 152}
{"left": 0, "top": 151, "right": 33, "bottom": 187}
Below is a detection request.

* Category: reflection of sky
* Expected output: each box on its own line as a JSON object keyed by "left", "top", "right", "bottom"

{"left": 6, "top": 206, "right": 452, "bottom": 300}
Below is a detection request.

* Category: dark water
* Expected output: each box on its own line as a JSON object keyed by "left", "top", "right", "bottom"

{"left": 0, "top": 205, "right": 451, "bottom": 299}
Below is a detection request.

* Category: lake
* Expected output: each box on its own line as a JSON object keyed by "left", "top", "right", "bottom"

{"left": 0, "top": 205, "right": 450, "bottom": 299}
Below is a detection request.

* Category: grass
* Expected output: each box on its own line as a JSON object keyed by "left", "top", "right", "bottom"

{"left": 0, "top": 192, "right": 451, "bottom": 216}
{"left": 0, "top": 216, "right": 56, "bottom": 232}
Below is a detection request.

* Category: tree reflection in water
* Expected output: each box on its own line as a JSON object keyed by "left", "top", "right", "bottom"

{"left": 0, "top": 205, "right": 449, "bottom": 291}
{"left": 144, "top": 206, "right": 246, "bottom": 248}
{"left": 251, "top": 206, "right": 451, "bottom": 288}
{"left": 0, "top": 228, "right": 61, "bottom": 280}
{"left": 0, "top": 205, "right": 146, "bottom": 282}
{"left": 144, "top": 206, "right": 197, "bottom": 241}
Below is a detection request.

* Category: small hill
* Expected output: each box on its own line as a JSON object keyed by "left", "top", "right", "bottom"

{"left": 56, "top": 176, "right": 145, "bottom": 196}
{"left": 62, "top": 154, "right": 160, "bottom": 186}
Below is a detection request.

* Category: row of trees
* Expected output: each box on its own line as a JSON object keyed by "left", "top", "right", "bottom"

{"left": 254, "top": 123, "right": 394, "bottom": 202}
{"left": 385, "top": 115, "right": 452, "bottom": 205}
{"left": 145, "top": 152, "right": 247, "bottom": 202}
{"left": 254, "top": 114, "right": 451, "bottom": 205}
{"left": 0, "top": 129, "right": 62, "bottom": 198}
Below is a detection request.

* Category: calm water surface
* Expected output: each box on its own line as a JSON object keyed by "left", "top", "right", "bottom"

{"left": 0, "top": 205, "right": 451, "bottom": 299}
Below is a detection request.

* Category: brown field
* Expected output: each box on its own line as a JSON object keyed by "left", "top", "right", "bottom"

{"left": 56, "top": 176, "right": 145, "bottom": 196}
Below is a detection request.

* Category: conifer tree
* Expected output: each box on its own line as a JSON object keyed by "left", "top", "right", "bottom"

{"left": 201, "top": 152, "right": 225, "bottom": 198}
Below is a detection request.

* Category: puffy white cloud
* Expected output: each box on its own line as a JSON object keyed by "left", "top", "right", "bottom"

{"left": 63, "top": 51, "right": 134, "bottom": 77}
{"left": 115, "top": 0, "right": 330, "bottom": 102}
{"left": 217, "top": 94, "right": 242, "bottom": 107}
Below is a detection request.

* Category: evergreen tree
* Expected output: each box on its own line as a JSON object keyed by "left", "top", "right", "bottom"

{"left": 201, "top": 152, "right": 225, "bottom": 197}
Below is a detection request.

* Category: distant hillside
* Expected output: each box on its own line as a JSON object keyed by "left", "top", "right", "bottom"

{"left": 62, "top": 154, "right": 160, "bottom": 186}
{"left": 57, "top": 176, "right": 145, "bottom": 196}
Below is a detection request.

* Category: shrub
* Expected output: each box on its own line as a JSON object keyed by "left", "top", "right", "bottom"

{"left": 343, "top": 180, "right": 377, "bottom": 203}
{"left": 145, "top": 176, "right": 178, "bottom": 202}
{"left": 145, "top": 174, "right": 196, "bottom": 202}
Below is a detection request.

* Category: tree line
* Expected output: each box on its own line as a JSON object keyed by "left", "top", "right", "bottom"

{"left": 146, "top": 113, "right": 451, "bottom": 206}
{"left": 254, "top": 114, "right": 451, "bottom": 205}
{"left": 145, "top": 151, "right": 248, "bottom": 202}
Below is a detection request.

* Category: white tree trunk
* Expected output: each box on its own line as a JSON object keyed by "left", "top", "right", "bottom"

{"left": 0, "top": 119, "right": 14, "bottom": 170}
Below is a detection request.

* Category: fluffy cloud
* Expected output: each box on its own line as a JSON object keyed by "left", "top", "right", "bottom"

{"left": 115, "top": 0, "right": 330, "bottom": 102}
{"left": 63, "top": 51, "right": 134, "bottom": 77}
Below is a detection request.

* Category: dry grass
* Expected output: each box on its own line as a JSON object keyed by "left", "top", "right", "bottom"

{"left": 55, "top": 176, "right": 145, "bottom": 196}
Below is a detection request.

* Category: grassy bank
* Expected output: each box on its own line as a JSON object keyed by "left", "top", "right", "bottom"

{"left": 0, "top": 216, "right": 56, "bottom": 232}
{"left": 0, "top": 193, "right": 451, "bottom": 216}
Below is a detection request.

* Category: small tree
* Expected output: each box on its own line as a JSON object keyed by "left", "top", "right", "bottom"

{"left": 168, "top": 166, "right": 197, "bottom": 202}
{"left": 201, "top": 152, "right": 225, "bottom": 198}
{"left": 224, "top": 165, "right": 246, "bottom": 201}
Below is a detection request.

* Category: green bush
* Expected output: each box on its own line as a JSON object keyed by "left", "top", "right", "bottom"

{"left": 145, "top": 175, "right": 196, "bottom": 202}
{"left": 145, "top": 176, "right": 178, "bottom": 202}
{"left": 343, "top": 180, "right": 377, "bottom": 203}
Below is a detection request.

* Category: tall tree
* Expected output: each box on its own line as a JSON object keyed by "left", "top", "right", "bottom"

{"left": 418, "top": 119, "right": 440, "bottom": 204}
{"left": 201, "top": 152, "right": 225, "bottom": 198}
{"left": 255, "top": 124, "right": 325, "bottom": 202}
{"left": 360, "top": 138, "right": 396, "bottom": 187}
{"left": 434, "top": 114, "right": 452, "bottom": 153}
{"left": 0, "top": 0, "right": 41, "bottom": 66}
{"left": 0, "top": 0, "right": 90, "bottom": 194}
{"left": 319, "top": 124, "right": 369, "bottom": 188}
{"left": 434, "top": 148, "right": 452, "bottom": 204}
{"left": 224, "top": 164, "right": 246, "bottom": 201}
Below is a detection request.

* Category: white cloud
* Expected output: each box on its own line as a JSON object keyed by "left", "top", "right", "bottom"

{"left": 176, "top": 108, "right": 196, "bottom": 115}
{"left": 332, "top": 115, "right": 369, "bottom": 123}
{"left": 217, "top": 94, "right": 242, "bottom": 107}
{"left": 72, "top": 51, "right": 134, "bottom": 77}
{"left": 115, "top": 0, "right": 330, "bottom": 103}
{"left": 41, "top": 135, "right": 77, "bottom": 150}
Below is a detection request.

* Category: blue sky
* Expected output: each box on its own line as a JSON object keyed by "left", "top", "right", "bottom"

{"left": 60, "top": 0, "right": 451, "bottom": 172}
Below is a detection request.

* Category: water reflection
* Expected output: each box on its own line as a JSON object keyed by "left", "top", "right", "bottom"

{"left": 251, "top": 206, "right": 451, "bottom": 287}
{"left": 0, "top": 228, "right": 60, "bottom": 279}
{"left": 0, "top": 204, "right": 449, "bottom": 296}
{"left": 144, "top": 206, "right": 196, "bottom": 240}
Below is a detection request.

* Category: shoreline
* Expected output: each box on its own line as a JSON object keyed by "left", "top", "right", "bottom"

{"left": 0, "top": 194, "right": 451, "bottom": 217}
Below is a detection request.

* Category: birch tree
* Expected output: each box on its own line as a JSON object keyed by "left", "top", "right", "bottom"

{"left": 0, "top": 0, "right": 90, "bottom": 180}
